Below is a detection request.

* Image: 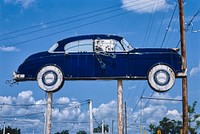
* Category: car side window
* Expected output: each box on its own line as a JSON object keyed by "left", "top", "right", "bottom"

{"left": 94, "top": 39, "right": 124, "bottom": 52}
{"left": 64, "top": 39, "right": 93, "bottom": 53}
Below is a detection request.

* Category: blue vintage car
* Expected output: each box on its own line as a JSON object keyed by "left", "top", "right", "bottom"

{"left": 13, "top": 34, "right": 186, "bottom": 92}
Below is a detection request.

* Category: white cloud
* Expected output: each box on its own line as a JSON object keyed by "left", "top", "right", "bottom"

{"left": 35, "top": 99, "right": 46, "bottom": 105}
{"left": 17, "top": 90, "right": 35, "bottom": 104}
{"left": 128, "top": 93, "right": 182, "bottom": 130}
{"left": 0, "top": 91, "right": 184, "bottom": 133}
{"left": 0, "top": 46, "right": 19, "bottom": 52}
{"left": 121, "top": 0, "right": 172, "bottom": 13}
{"left": 152, "top": 93, "right": 182, "bottom": 105}
{"left": 17, "top": 0, "right": 35, "bottom": 8}
{"left": 142, "top": 104, "right": 167, "bottom": 124}
{"left": 0, "top": 96, "right": 13, "bottom": 104}
{"left": 57, "top": 97, "right": 70, "bottom": 104}
{"left": 93, "top": 100, "right": 117, "bottom": 119}
{"left": 52, "top": 107, "right": 82, "bottom": 121}
{"left": 190, "top": 61, "right": 200, "bottom": 76}
{"left": 166, "top": 109, "right": 182, "bottom": 121}
{"left": 4, "top": 0, "right": 35, "bottom": 8}
{"left": 0, "top": 96, "right": 15, "bottom": 115}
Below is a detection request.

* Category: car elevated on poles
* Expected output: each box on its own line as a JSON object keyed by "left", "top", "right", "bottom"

{"left": 13, "top": 34, "right": 186, "bottom": 92}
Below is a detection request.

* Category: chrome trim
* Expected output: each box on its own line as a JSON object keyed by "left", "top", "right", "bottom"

{"left": 172, "top": 48, "right": 180, "bottom": 52}
{"left": 13, "top": 71, "right": 25, "bottom": 80}
{"left": 177, "top": 68, "right": 187, "bottom": 77}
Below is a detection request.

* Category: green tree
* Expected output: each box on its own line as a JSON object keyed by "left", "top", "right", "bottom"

{"left": 77, "top": 130, "right": 87, "bottom": 134}
{"left": 148, "top": 117, "right": 182, "bottom": 134}
{"left": 188, "top": 101, "right": 200, "bottom": 134}
{"left": 0, "top": 126, "right": 20, "bottom": 134}
{"left": 148, "top": 101, "right": 200, "bottom": 134}
{"left": 93, "top": 124, "right": 109, "bottom": 133}
{"left": 55, "top": 130, "right": 69, "bottom": 134}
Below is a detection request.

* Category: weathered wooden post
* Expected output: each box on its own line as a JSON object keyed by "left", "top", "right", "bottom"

{"left": 118, "top": 80, "right": 124, "bottom": 134}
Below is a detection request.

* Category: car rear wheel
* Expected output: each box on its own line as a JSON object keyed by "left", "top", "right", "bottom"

{"left": 37, "top": 65, "right": 64, "bottom": 92}
{"left": 148, "top": 64, "right": 175, "bottom": 92}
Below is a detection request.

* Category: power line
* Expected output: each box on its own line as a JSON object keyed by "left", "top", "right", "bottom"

{"left": 92, "top": 113, "right": 101, "bottom": 126}
{"left": 142, "top": 0, "right": 161, "bottom": 47}
{"left": 185, "top": 8, "right": 200, "bottom": 32}
{"left": 153, "top": 6, "right": 168, "bottom": 47}
{"left": 0, "top": 0, "right": 139, "bottom": 37}
{"left": 160, "top": 2, "right": 177, "bottom": 48}
{"left": 0, "top": 103, "right": 46, "bottom": 107}
{"left": 0, "top": 111, "right": 45, "bottom": 118}
{"left": 124, "top": 82, "right": 142, "bottom": 108}
{"left": 126, "top": 86, "right": 147, "bottom": 126}
{"left": 132, "top": 88, "right": 145, "bottom": 114}
{"left": 0, "top": 0, "right": 154, "bottom": 41}
{"left": 128, "top": 91, "right": 155, "bottom": 127}
{"left": 127, "top": 4, "right": 179, "bottom": 125}
{"left": 2, "top": 0, "right": 165, "bottom": 47}
{"left": 141, "top": 96, "right": 182, "bottom": 101}
{"left": 0, "top": 100, "right": 88, "bottom": 112}
{"left": 52, "top": 121, "right": 89, "bottom": 124}
{"left": 133, "top": 91, "right": 154, "bottom": 123}
{"left": 0, "top": 2, "right": 131, "bottom": 41}
{"left": 176, "top": 8, "right": 200, "bottom": 47}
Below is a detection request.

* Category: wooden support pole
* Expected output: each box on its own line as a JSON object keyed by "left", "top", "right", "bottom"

{"left": 45, "top": 92, "right": 52, "bottom": 134}
{"left": 178, "top": 0, "right": 188, "bottom": 133}
{"left": 118, "top": 80, "right": 124, "bottom": 134}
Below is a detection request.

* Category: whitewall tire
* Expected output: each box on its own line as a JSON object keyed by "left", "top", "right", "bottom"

{"left": 37, "top": 65, "right": 64, "bottom": 92}
{"left": 148, "top": 64, "right": 175, "bottom": 92}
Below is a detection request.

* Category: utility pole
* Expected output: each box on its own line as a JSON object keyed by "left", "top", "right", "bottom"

{"left": 118, "top": 80, "right": 124, "bottom": 134}
{"left": 88, "top": 99, "right": 93, "bottom": 134}
{"left": 3, "top": 122, "right": 5, "bottom": 134}
{"left": 102, "top": 120, "right": 104, "bottom": 134}
{"left": 45, "top": 92, "right": 53, "bottom": 134}
{"left": 178, "top": 0, "right": 188, "bottom": 133}
{"left": 111, "top": 120, "right": 114, "bottom": 134}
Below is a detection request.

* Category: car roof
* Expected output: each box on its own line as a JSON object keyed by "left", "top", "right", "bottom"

{"left": 55, "top": 34, "right": 123, "bottom": 51}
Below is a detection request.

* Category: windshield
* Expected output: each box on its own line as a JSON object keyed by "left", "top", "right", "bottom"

{"left": 121, "top": 38, "right": 133, "bottom": 51}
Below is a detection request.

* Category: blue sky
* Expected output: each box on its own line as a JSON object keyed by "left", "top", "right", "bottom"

{"left": 0, "top": 0, "right": 200, "bottom": 133}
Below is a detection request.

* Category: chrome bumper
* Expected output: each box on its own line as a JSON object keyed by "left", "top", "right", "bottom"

{"left": 177, "top": 68, "right": 187, "bottom": 77}
{"left": 13, "top": 71, "right": 25, "bottom": 80}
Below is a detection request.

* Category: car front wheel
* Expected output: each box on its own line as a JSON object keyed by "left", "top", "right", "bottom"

{"left": 148, "top": 64, "right": 175, "bottom": 92}
{"left": 37, "top": 65, "right": 64, "bottom": 92}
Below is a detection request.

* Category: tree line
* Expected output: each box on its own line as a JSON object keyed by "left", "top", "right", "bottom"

{"left": 148, "top": 101, "right": 200, "bottom": 134}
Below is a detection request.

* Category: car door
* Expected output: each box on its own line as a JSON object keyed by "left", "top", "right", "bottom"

{"left": 64, "top": 39, "right": 95, "bottom": 79}
{"left": 94, "top": 39, "right": 129, "bottom": 79}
